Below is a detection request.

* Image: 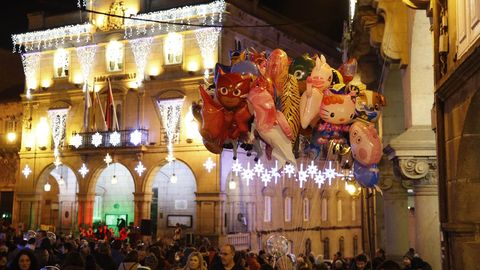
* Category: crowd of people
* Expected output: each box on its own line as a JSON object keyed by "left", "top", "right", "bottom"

{"left": 0, "top": 220, "right": 434, "bottom": 270}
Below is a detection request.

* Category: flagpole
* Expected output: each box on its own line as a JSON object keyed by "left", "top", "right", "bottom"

{"left": 107, "top": 78, "right": 119, "bottom": 130}
{"left": 83, "top": 81, "right": 91, "bottom": 132}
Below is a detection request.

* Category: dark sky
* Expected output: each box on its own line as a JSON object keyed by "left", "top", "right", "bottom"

{"left": 0, "top": 0, "right": 348, "bottom": 50}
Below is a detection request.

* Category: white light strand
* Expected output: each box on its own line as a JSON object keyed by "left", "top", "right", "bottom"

{"left": 194, "top": 28, "right": 221, "bottom": 69}
{"left": 91, "top": 132, "right": 103, "bottom": 147}
{"left": 77, "top": 0, "right": 87, "bottom": 8}
{"left": 130, "top": 129, "right": 142, "bottom": 146}
{"left": 157, "top": 98, "right": 184, "bottom": 159}
{"left": 124, "top": 0, "right": 226, "bottom": 38}
{"left": 12, "top": 23, "right": 93, "bottom": 53}
{"left": 21, "top": 53, "right": 41, "bottom": 97}
{"left": 109, "top": 131, "right": 121, "bottom": 146}
{"left": 104, "top": 153, "right": 113, "bottom": 167}
{"left": 129, "top": 37, "right": 154, "bottom": 84}
{"left": 75, "top": 45, "right": 97, "bottom": 89}
{"left": 47, "top": 108, "right": 69, "bottom": 159}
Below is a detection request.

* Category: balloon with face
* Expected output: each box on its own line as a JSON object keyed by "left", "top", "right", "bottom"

{"left": 289, "top": 53, "right": 315, "bottom": 94}
{"left": 349, "top": 121, "right": 382, "bottom": 166}
{"left": 353, "top": 161, "right": 379, "bottom": 187}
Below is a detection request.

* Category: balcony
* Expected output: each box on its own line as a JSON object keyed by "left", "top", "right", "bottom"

{"left": 227, "top": 233, "right": 251, "bottom": 251}
{"left": 69, "top": 129, "right": 149, "bottom": 149}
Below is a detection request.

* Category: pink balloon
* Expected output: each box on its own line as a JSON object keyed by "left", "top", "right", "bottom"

{"left": 319, "top": 89, "right": 356, "bottom": 125}
{"left": 349, "top": 121, "right": 382, "bottom": 166}
{"left": 265, "top": 49, "right": 289, "bottom": 96}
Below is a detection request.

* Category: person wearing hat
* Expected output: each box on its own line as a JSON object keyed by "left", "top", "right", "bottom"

{"left": 402, "top": 253, "right": 413, "bottom": 270}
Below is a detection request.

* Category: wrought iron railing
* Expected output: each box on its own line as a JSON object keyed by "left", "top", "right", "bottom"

{"left": 69, "top": 129, "right": 149, "bottom": 149}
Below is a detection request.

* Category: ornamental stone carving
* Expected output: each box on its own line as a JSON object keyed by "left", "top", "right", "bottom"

{"left": 399, "top": 158, "right": 437, "bottom": 184}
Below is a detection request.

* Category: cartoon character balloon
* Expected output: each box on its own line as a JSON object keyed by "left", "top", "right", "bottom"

{"left": 349, "top": 121, "right": 382, "bottom": 166}
{"left": 289, "top": 53, "right": 316, "bottom": 94}
{"left": 353, "top": 161, "right": 379, "bottom": 187}
{"left": 355, "top": 90, "right": 386, "bottom": 123}
{"left": 265, "top": 49, "right": 290, "bottom": 96}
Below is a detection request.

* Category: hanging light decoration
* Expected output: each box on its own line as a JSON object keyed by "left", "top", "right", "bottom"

{"left": 91, "top": 132, "right": 103, "bottom": 147}
{"left": 48, "top": 108, "right": 69, "bottom": 159}
{"left": 12, "top": 23, "right": 93, "bottom": 53}
{"left": 44, "top": 181, "right": 51, "bottom": 192}
{"left": 170, "top": 160, "right": 177, "bottom": 183}
{"left": 129, "top": 37, "right": 154, "bottom": 85}
{"left": 203, "top": 157, "right": 216, "bottom": 173}
{"left": 130, "top": 129, "right": 143, "bottom": 146}
{"left": 75, "top": 45, "right": 97, "bottom": 91}
{"left": 109, "top": 131, "right": 121, "bottom": 146}
{"left": 260, "top": 169, "right": 271, "bottom": 187}
{"left": 194, "top": 28, "right": 221, "bottom": 73}
{"left": 157, "top": 98, "right": 184, "bottom": 161}
{"left": 70, "top": 133, "right": 83, "bottom": 148}
{"left": 104, "top": 153, "right": 113, "bottom": 167}
{"left": 111, "top": 175, "right": 118, "bottom": 184}
{"left": 124, "top": 0, "right": 226, "bottom": 38}
{"left": 241, "top": 162, "right": 254, "bottom": 186}
{"left": 135, "top": 161, "right": 146, "bottom": 176}
{"left": 21, "top": 53, "right": 41, "bottom": 99}
{"left": 229, "top": 177, "right": 237, "bottom": 190}
{"left": 22, "top": 164, "right": 32, "bottom": 179}
{"left": 79, "top": 163, "right": 89, "bottom": 178}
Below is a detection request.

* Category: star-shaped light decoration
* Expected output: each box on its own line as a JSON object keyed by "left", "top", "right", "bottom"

{"left": 283, "top": 163, "right": 296, "bottom": 178}
{"left": 269, "top": 160, "right": 281, "bottom": 184}
{"left": 104, "top": 153, "right": 112, "bottom": 167}
{"left": 135, "top": 161, "right": 146, "bottom": 176}
{"left": 324, "top": 161, "right": 337, "bottom": 185}
{"left": 241, "top": 162, "right": 254, "bottom": 186}
{"left": 253, "top": 160, "right": 264, "bottom": 177}
{"left": 298, "top": 163, "right": 308, "bottom": 188}
{"left": 91, "top": 132, "right": 103, "bottom": 147}
{"left": 79, "top": 163, "right": 89, "bottom": 178}
{"left": 203, "top": 157, "right": 216, "bottom": 173}
{"left": 306, "top": 161, "right": 318, "bottom": 179}
{"left": 314, "top": 171, "right": 326, "bottom": 188}
{"left": 231, "top": 159, "right": 243, "bottom": 176}
{"left": 109, "top": 131, "right": 121, "bottom": 146}
{"left": 22, "top": 164, "right": 32, "bottom": 179}
{"left": 53, "top": 156, "right": 62, "bottom": 168}
{"left": 261, "top": 169, "right": 271, "bottom": 187}
{"left": 130, "top": 129, "right": 142, "bottom": 146}
{"left": 70, "top": 133, "right": 82, "bottom": 148}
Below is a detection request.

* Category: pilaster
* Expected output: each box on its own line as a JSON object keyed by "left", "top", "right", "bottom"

{"left": 133, "top": 192, "right": 153, "bottom": 226}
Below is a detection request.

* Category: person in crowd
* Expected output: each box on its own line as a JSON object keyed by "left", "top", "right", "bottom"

{"left": 9, "top": 249, "right": 39, "bottom": 270}
{"left": 24, "top": 239, "right": 35, "bottom": 251}
{"left": 118, "top": 250, "right": 141, "bottom": 270}
{"left": 85, "top": 254, "right": 101, "bottom": 270}
{"left": 246, "top": 252, "right": 260, "bottom": 270}
{"left": 63, "top": 251, "right": 85, "bottom": 270}
{"left": 219, "top": 244, "right": 243, "bottom": 270}
{"left": 143, "top": 254, "right": 158, "bottom": 270}
{"left": 183, "top": 251, "right": 207, "bottom": 270}
{"left": 372, "top": 249, "right": 385, "bottom": 270}
{"left": 402, "top": 253, "right": 413, "bottom": 270}
{"left": 313, "top": 255, "right": 328, "bottom": 270}
{"left": 351, "top": 254, "right": 370, "bottom": 270}
{"left": 333, "top": 259, "right": 345, "bottom": 270}
{"left": 111, "top": 240, "right": 125, "bottom": 268}
{"left": 0, "top": 251, "right": 7, "bottom": 270}
{"left": 410, "top": 257, "right": 432, "bottom": 270}
{"left": 95, "top": 242, "right": 116, "bottom": 270}
{"left": 376, "top": 260, "right": 402, "bottom": 270}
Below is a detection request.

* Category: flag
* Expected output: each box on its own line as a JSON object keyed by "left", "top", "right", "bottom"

{"left": 105, "top": 82, "right": 113, "bottom": 131}
{"left": 83, "top": 82, "right": 91, "bottom": 131}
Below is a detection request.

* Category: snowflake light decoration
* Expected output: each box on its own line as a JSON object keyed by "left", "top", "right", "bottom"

{"left": 135, "top": 161, "right": 146, "bottom": 176}
{"left": 79, "top": 163, "right": 89, "bottom": 178}
{"left": 109, "top": 131, "right": 121, "bottom": 146}
{"left": 253, "top": 160, "right": 264, "bottom": 177}
{"left": 306, "top": 161, "right": 318, "bottom": 179}
{"left": 283, "top": 163, "right": 296, "bottom": 178}
{"left": 203, "top": 157, "right": 216, "bottom": 173}
{"left": 298, "top": 163, "right": 308, "bottom": 188}
{"left": 269, "top": 161, "right": 281, "bottom": 184}
{"left": 22, "top": 164, "right": 32, "bottom": 179}
{"left": 324, "top": 161, "right": 337, "bottom": 185}
{"left": 261, "top": 169, "right": 271, "bottom": 187}
{"left": 231, "top": 159, "right": 243, "bottom": 176}
{"left": 70, "top": 133, "right": 82, "bottom": 148}
{"left": 91, "top": 132, "right": 103, "bottom": 147}
{"left": 314, "top": 171, "right": 326, "bottom": 188}
{"left": 241, "top": 162, "right": 254, "bottom": 186}
{"left": 104, "top": 153, "right": 112, "bottom": 167}
{"left": 130, "top": 129, "right": 142, "bottom": 146}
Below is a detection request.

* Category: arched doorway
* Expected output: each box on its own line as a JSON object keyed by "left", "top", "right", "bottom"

{"left": 150, "top": 160, "right": 196, "bottom": 242}
{"left": 36, "top": 164, "right": 78, "bottom": 233}
{"left": 93, "top": 162, "right": 135, "bottom": 235}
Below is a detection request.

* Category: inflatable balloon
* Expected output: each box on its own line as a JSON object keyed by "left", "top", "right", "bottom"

{"left": 338, "top": 58, "right": 358, "bottom": 84}
{"left": 299, "top": 55, "right": 333, "bottom": 129}
{"left": 266, "top": 234, "right": 290, "bottom": 258}
{"left": 289, "top": 53, "right": 315, "bottom": 94}
{"left": 353, "top": 161, "right": 379, "bottom": 187}
{"left": 349, "top": 121, "right": 382, "bottom": 166}
{"left": 280, "top": 74, "right": 301, "bottom": 143}
{"left": 231, "top": 60, "right": 259, "bottom": 77}
{"left": 265, "top": 49, "right": 289, "bottom": 96}
{"left": 355, "top": 89, "right": 386, "bottom": 123}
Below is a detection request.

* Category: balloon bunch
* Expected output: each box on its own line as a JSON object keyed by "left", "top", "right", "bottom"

{"left": 194, "top": 48, "right": 386, "bottom": 186}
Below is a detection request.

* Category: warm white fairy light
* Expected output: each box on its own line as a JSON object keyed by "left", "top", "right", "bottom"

{"left": 70, "top": 133, "right": 82, "bottom": 148}
{"left": 48, "top": 108, "right": 69, "bottom": 159}
{"left": 129, "top": 37, "right": 154, "bottom": 84}
{"left": 91, "top": 132, "right": 103, "bottom": 147}
{"left": 109, "top": 131, "right": 121, "bottom": 146}
{"left": 203, "top": 157, "right": 216, "bottom": 173}
{"left": 77, "top": 0, "right": 87, "bottom": 8}
{"left": 104, "top": 153, "right": 113, "bottom": 167}
{"left": 124, "top": 0, "right": 226, "bottom": 38}
{"left": 53, "top": 48, "right": 69, "bottom": 77}
{"left": 306, "top": 161, "right": 318, "bottom": 179}
{"left": 53, "top": 157, "right": 62, "bottom": 168}
{"left": 12, "top": 24, "right": 93, "bottom": 53}
{"left": 195, "top": 28, "right": 221, "bottom": 70}
{"left": 324, "top": 161, "right": 337, "bottom": 185}
{"left": 241, "top": 162, "right": 254, "bottom": 186}
{"left": 232, "top": 159, "right": 243, "bottom": 176}
{"left": 79, "top": 163, "right": 89, "bottom": 178}
{"left": 283, "top": 164, "right": 296, "bottom": 178}
{"left": 22, "top": 164, "right": 32, "bottom": 179}
{"left": 261, "top": 169, "right": 271, "bottom": 187}
{"left": 76, "top": 45, "right": 97, "bottom": 90}
{"left": 157, "top": 98, "right": 184, "bottom": 160}
{"left": 44, "top": 182, "right": 51, "bottom": 192}
{"left": 253, "top": 160, "right": 264, "bottom": 177}
{"left": 21, "top": 53, "right": 41, "bottom": 96}
{"left": 130, "top": 129, "right": 142, "bottom": 146}
{"left": 135, "top": 161, "right": 147, "bottom": 176}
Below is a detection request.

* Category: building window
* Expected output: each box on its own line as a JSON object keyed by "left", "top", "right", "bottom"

{"left": 53, "top": 48, "right": 69, "bottom": 78}
{"left": 339, "top": 236, "right": 345, "bottom": 256}
{"left": 353, "top": 235, "right": 358, "bottom": 256}
{"left": 305, "top": 238, "right": 312, "bottom": 255}
{"left": 284, "top": 197, "right": 292, "bottom": 222}
{"left": 352, "top": 199, "right": 356, "bottom": 221}
{"left": 303, "top": 198, "right": 310, "bottom": 221}
{"left": 322, "top": 198, "right": 328, "bottom": 221}
{"left": 337, "top": 199, "right": 343, "bottom": 222}
{"left": 164, "top": 32, "right": 183, "bottom": 65}
{"left": 323, "top": 237, "right": 330, "bottom": 259}
{"left": 264, "top": 196, "right": 271, "bottom": 222}
{"left": 106, "top": 40, "right": 124, "bottom": 72}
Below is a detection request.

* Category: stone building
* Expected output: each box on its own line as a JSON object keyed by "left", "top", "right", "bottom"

{"left": 10, "top": 0, "right": 362, "bottom": 257}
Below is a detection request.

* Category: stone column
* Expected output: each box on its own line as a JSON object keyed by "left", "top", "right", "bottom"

{"left": 133, "top": 192, "right": 153, "bottom": 226}
{"left": 77, "top": 193, "right": 95, "bottom": 228}
{"left": 14, "top": 193, "right": 42, "bottom": 230}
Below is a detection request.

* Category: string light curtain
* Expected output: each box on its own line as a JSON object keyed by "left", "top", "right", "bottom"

{"left": 21, "top": 53, "right": 41, "bottom": 99}
{"left": 157, "top": 98, "right": 184, "bottom": 161}
{"left": 48, "top": 108, "right": 69, "bottom": 159}
{"left": 75, "top": 45, "right": 97, "bottom": 90}
{"left": 195, "top": 28, "right": 221, "bottom": 70}
{"left": 128, "top": 37, "right": 154, "bottom": 85}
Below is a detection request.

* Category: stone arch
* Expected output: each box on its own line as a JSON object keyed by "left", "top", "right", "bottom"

{"left": 34, "top": 163, "right": 79, "bottom": 195}
{"left": 142, "top": 157, "right": 198, "bottom": 193}
{"left": 457, "top": 89, "right": 480, "bottom": 181}
{"left": 87, "top": 161, "right": 138, "bottom": 195}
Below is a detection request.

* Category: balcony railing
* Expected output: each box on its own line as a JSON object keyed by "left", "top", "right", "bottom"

{"left": 69, "top": 129, "right": 149, "bottom": 149}
{"left": 227, "top": 233, "right": 251, "bottom": 251}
